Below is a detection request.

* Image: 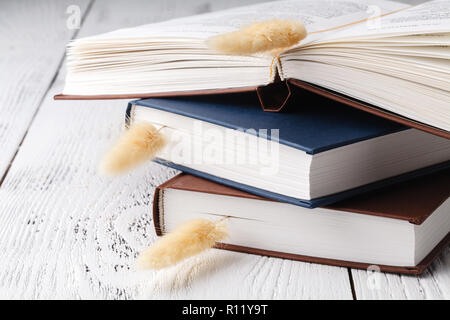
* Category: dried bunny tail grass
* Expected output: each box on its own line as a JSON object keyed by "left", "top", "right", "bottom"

{"left": 207, "top": 20, "right": 307, "bottom": 55}
{"left": 99, "top": 122, "right": 166, "bottom": 175}
{"left": 136, "top": 218, "right": 228, "bottom": 270}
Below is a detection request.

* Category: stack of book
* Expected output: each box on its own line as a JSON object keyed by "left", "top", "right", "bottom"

{"left": 57, "top": 0, "right": 450, "bottom": 274}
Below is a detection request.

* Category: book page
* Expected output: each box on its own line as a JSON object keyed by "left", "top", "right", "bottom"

{"left": 315, "top": 0, "right": 450, "bottom": 42}
{"left": 83, "top": 0, "right": 407, "bottom": 41}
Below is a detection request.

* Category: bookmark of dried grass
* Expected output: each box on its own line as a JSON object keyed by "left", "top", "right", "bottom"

{"left": 136, "top": 218, "right": 228, "bottom": 270}
{"left": 207, "top": 20, "right": 307, "bottom": 55}
{"left": 99, "top": 122, "right": 166, "bottom": 175}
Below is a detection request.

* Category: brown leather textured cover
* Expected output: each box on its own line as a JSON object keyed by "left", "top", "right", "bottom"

{"left": 54, "top": 79, "right": 449, "bottom": 139}
{"left": 53, "top": 86, "right": 258, "bottom": 100}
{"left": 153, "top": 172, "right": 450, "bottom": 275}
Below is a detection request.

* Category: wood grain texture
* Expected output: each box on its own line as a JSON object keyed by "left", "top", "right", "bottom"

{"left": 0, "top": 0, "right": 91, "bottom": 179}
{"left": 352, "top": 247, "right": 450, "bottom": 300}
{"left": 141, "top": 250, "right": 352, "bottom": 299}
{"left": 0, "top": 0, "right": 353, "bottom": 300}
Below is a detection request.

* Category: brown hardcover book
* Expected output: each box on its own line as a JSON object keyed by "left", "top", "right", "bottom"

{"left": 153, "top": 170, "right": 450, "bottom": 275}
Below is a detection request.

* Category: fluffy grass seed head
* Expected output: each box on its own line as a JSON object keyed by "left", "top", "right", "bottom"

{"left": 207, "top": 19, "right": 307, "bottom": 55}
{"left": 136, "top": 218, "right": 228, "bottom": 270}
{"left": 99, "top": 122, "right": 166, "bottom": 175}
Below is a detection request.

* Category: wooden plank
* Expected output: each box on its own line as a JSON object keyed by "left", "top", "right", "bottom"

{"left": 142, "top": 249, "right": 353, "bottom": 299}
{"left": 0, "top": 0, "right": 353, "bottom": 299}
{"left": 352, "top": 247, "right": 450, "bottom": 300}
{"left": 0, "top": 0, "right": 91, "bottom": 180}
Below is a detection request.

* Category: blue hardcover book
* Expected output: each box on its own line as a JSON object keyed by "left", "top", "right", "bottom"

{"left": 126, "top": 93, "right": 450, "bottom": 208}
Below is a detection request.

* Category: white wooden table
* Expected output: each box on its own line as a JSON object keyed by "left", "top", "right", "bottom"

{"left": 0, "top": 0, "right": 448, "bottom": 300}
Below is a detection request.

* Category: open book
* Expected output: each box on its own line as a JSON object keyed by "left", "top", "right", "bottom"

{"left": 57, "top": 0, "right": 450, "bottom": 138}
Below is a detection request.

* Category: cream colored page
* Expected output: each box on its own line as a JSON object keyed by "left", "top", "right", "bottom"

{"left": 77, "top": 0, "right": 407, "bottom": 41}
{"left": 315, "top": 0, "right": 450, "bottom": 42}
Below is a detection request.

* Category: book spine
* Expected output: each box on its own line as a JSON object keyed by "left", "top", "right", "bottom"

{"left": 152, "top": 186, "right": 164, "bottom": 237}
{"left": 152, "top": 174, "right": 185, "bottom": 236}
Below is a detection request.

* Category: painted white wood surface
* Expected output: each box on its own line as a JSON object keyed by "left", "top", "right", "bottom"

{"left": 352, "top": 247, "right": 450, "bottom": 300}
{"left": 0, "top": 0, "right": 91, "bottom": 179}
{"left": 0, "top": 0, "right": 447, "bottom": 300}
{"left": 0, "top": 0, "right": 353, "bottom": 300}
